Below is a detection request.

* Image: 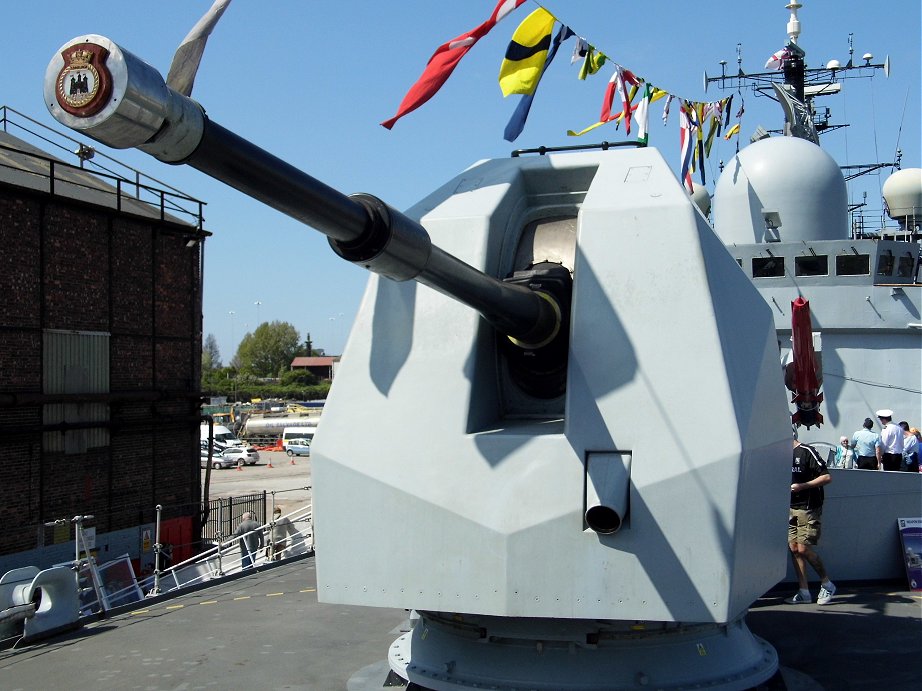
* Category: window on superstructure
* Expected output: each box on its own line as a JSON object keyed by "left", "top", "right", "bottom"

{"left": 794, "top": 255, "right": 828, "bottom": 277}
{"left": 836, "top": 254, "right": 870, "bottom": 276}
{"left": 896, "top": 255, "right": 915, "bottom": 278}
{"left": 735, "top": 258, "right": 743, "bottom": 268}
{"left": 752, "top": 257, "right": 785, "bottom": 278}
{"left": 876, "top": 253, "right": 894, "bottom": 277}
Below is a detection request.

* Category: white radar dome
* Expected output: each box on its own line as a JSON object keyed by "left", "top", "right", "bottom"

{"left": 691, "top": 182, "right": 711, "bottom": 217}
{"left": 882, "top": 168, "right": 922, "bottom": 225}
{"left": 713, "top": 136, "right": 848, "bottom": 244}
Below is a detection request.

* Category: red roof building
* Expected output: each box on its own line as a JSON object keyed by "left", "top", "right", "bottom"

{"left": 291, "top": 356, "right": 339, "bottom": 380}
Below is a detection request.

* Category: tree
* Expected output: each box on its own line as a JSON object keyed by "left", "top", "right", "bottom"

{"left": 235, "top": 321, "right": 301, "bottom": 377}
{"left": 202, "top": 333, "right": 222, "bottom": 372}
{"left": 279, "top": 369, "right": 319, "bottom": 387}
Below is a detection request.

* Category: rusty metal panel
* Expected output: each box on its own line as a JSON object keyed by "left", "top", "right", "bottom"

{"left": 43, "top": 330, "right": 110, "bottom": 452}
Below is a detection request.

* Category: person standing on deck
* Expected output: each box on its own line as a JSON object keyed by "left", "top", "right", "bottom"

{"left": 850, "top": 418, "right": 880, "bottom": 470}
{"left": 877, "top": 410, "right": 904, "bottom": 471}
{"left": 834, "top": 436, "right": 854, "bottom": 469}
{"left": 787, "top": 432, "right": 835, "bottom": 605}
{"left": 900, "top": 422, "right": 919, "bottom": 472}
{"left": 233, "top": 511, "right": 264, "bottom": 570}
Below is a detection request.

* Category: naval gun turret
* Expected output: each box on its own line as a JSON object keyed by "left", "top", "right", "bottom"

{"left": 46, "top": 36, "right": 792, "bottom": 690}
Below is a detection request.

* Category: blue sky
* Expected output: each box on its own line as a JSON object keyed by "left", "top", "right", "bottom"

{"left": 5, "top": 1, "right": 919, "bottom": 361}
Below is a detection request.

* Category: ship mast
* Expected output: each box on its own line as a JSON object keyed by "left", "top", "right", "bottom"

{"left": 704, "top": 1, "right": 894, "bottom": 165}
{"left": 782, "top": 2, "right": 806, "bottom": 102}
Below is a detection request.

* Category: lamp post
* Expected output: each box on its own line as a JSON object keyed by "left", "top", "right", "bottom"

{"left": 228, "top": 310, "right": 236, "bottom": 354}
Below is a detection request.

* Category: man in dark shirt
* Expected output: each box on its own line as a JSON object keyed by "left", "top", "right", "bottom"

{"left": 787, "top": 435, "right": 835, "bottom": 605}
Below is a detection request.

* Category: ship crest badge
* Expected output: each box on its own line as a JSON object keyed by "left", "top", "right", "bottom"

{"left": 55, "top": 43, "right": 112, "bottom": 117}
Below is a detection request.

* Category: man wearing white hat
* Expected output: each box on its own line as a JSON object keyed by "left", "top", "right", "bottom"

{"left": 876, "top": 409, "right": 904, "bottom": 471}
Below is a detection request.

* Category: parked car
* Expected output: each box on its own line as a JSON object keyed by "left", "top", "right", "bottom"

{"left": 200, "top": 449, "right": 236, "bottom": 470}
{"left": 220, "top": 445, "right": 260, "bottom": 466}
{"left": 200, "top": 441, "right": 260, "bottom": 466}
{"left": 286, "top": 438, "right": 312, "bottom": 457}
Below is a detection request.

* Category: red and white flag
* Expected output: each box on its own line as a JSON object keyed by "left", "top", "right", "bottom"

{"left": 764, "top": 48, "right": 791, "bottom": 70}
{"left": 381, "top": 0, "right": 528, "bottom": 129}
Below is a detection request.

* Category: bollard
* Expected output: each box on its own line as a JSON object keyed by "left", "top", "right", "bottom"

{"left": 237, "top": 460, "right": 244, "bottom": 471}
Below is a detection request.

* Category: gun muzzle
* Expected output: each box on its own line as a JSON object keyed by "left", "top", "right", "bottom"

{"left": 45, "top": 35, "right": 204, "bottom": 162}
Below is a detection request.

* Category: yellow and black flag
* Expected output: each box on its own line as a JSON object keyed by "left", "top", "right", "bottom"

{"left": 498, "top": 8, "right": 556, "bottom": 97}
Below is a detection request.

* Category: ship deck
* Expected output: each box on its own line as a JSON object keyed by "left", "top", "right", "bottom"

{"left": 1, "top": 557, "right": 919, "bottom": 690}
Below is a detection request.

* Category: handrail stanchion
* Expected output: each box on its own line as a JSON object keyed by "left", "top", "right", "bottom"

{"left": 215, "top": 502, "right": 225, "bottom": 576}
{"left": 150, "top": 504, "right": 162, "bottom": 596}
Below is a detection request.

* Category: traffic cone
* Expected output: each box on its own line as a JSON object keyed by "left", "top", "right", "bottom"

{"left": 237, "top": 460, "right": 244, "bottom": 471}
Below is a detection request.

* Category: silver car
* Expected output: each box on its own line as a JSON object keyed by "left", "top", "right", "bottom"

{"left": 218, "top": 445, "right": 260, "bottom": 466}
{"left": 200, "top": 449, "right": 235, "bottom": 470}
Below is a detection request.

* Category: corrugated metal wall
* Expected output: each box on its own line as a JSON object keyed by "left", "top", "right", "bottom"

{"left": 43, "top": 329, "right": 110, "bottom": 452}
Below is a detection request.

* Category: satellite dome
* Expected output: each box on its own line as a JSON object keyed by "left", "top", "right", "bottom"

{"left": 882, "top": 168, "right": 922, "bottom": 227}
{"left": 691, "top": 182, "right": 711, "bottom": 217}
{"left": 712, "top": 136, "right": 848, "bottom": 244}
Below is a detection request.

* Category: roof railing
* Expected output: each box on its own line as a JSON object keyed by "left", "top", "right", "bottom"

{"left": 1, "top": 104, "right": 205, "bottom": 229}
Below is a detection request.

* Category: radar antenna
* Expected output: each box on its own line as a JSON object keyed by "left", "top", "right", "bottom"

{"left": 705, "top": 0, "right": 891, "bottom": 144}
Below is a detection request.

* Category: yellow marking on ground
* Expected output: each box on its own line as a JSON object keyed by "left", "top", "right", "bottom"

{"left": 266, "top": 592, "right": 283, "bottom": 597}
{"left": 199, "top": 600, "right": 218, "bottom": 605}
{"left": 130, "top": 609, "right": 150, "bottom": 615}
{"left": 234, "top": 596, "right": 251, "bottom": 601}
{"left": 300, "top": 588, "right": 316, "bottom": 593}
{"left": 166, "top": 604, "right": 184, "bottom": 610}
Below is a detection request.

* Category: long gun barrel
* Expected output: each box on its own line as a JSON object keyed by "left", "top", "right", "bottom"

{"left": 44, "top": 36, "right": 562, "bottom": 348}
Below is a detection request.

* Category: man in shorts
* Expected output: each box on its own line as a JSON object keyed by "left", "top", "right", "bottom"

{"left": 787, "top": 433, "right": 836, "bottom": 605}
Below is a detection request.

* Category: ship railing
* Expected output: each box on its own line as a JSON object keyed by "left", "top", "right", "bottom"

{"left": 849, "top": 206, "right": 918, "bottom": 241}
{"left": 140, "top": 505, "right": 314, "bottom": 598}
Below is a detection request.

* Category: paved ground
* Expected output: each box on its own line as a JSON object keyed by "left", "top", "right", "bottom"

{"left": 10, "top": 451, "right": 914, "bottom": 689}
{"left": 1, "top": 557, "right": 919, "bottom": 690}
{"left": 0, "top": 559, "right": 407, "bottom": 691}
{"left": 203, "top": 450, "right": 313, "bottom": 514}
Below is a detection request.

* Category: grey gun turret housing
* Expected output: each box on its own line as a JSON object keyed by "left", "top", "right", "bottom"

{"left": 46, "top": 34, "right": 792, "bottom": 690}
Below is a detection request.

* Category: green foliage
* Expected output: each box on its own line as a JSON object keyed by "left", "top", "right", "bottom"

{"left": 279, "top": 369, "right": 320, "bottom": 387}
{"left": 202, "top": 333, "right": 221, "bottom": 371}
{"left": 201, "top": 365, "right": 329, "bottom": 402}
{"left": 236, "top": 321, "right": 301, "bottom": 377}
{"left": 201, "top": 322, "right": 335, "bottom": 400}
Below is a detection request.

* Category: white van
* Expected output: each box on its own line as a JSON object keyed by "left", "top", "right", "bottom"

{"left": 200, "top": 423, "right": 244, "bottom": 448}
{"left": 282, "top": 426, "right": 316, "bottom": 452}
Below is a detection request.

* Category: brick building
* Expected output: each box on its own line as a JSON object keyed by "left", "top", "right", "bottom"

{"left": 0, "top": 113, "right": 207, "bottom": 574}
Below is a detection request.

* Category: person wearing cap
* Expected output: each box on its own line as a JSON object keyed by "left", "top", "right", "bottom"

{"left": 833, "top": 436, "right": 854, "bottom": 469}
{"left": 850, "top": 418, "right": 881, "bottom": 470}
{"left": 787, "top": 431, "right": 835, "bottom": 605}
{"left": 876, "top": 410, "right": 904, "bottom": 471}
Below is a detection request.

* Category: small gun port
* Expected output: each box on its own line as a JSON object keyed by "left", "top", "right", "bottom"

{"left": 585, "top": 505, "right": 623, "bottom": 535}
{"left": 584, "top": 452, "right": 630, "bottom": 535}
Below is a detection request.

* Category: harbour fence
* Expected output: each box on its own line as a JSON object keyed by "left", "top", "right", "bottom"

{"left": 201, "top": 493, "right": 267, "bottom": 542}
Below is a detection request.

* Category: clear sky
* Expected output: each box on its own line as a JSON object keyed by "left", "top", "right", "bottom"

{"left": 4, "top": 1, "right": 919, "bottom": 362}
